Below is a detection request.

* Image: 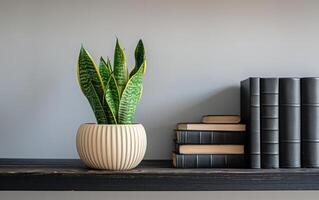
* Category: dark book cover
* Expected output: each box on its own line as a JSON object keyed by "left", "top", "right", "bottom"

{"left": 173, "top": 153, "right": 247, "bottom": 168}
{"left": 240, "top": 77, "right": 260, "bottom": 168}
{"left": 260, "top": 78, "right": 279, "bottom": 168}
{"left": 279, "top": 78, "right": 301, "bottom": 168}
{"left": 175, "top": 130, "right": 245, "bottom": 144}
{"left": 301, "top": 77, "right": 319, "bottom": 168}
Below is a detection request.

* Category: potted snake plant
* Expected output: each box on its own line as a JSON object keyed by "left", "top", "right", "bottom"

{"left": 76, "top": 39, "right": 147, "bottom": 170}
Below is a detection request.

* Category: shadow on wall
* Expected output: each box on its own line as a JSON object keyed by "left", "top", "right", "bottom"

{"left": 176, "top": 86, "right": 241, "bottom": 120}
{"left": 144, "top": 85, "right": 240, "bottom": 159}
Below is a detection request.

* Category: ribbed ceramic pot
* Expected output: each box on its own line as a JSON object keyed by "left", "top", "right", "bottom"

{"left": 76, "top": 123, "right": 147, "bottom": 170}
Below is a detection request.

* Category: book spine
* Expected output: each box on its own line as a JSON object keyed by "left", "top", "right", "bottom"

{"left": 174, "top": 154, "right": 247, "bottom": 168}
{"left": 279, "top": 78, "right": 301, "bottom": 168}
{"left": 175, "top": 131, "right": 245, "bottom": 144}
{"left": 260, "top": 78, "right": 279, "bottom": 168}
{"left": 301, "top": 78, "right": 319, "bottom": 168}
{"left": 240, "top": 78, "right": 260, "bottom": 168}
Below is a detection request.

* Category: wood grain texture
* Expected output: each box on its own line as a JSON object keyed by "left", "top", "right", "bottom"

{"left": 1, "top": 159, "right": 319, "bottom": 191}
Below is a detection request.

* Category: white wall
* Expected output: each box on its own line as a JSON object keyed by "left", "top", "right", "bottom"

{"left": 1, "top": 0, "right": 319, "bottom": 199}
{"left": 1, "top": 0, "right": 319, "bottom": 160}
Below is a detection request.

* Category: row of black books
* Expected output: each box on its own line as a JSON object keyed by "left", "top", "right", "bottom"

{"left": 173, "top": 115, "right": 247, "bottom": 168}
{"left": 241, "top": 77, "right": 319, "bottom": 168}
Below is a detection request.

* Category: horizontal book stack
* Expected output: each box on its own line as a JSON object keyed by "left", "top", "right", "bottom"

{"left": 241, "top": 77, "right": 319, "bottom": 168}
{"left": 173, "top": 115, "right": 247, "bottom": 168}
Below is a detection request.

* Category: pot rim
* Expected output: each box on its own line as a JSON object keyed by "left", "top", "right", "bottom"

{"left": 80, "top": 123, "right": 143, "bottom": 127}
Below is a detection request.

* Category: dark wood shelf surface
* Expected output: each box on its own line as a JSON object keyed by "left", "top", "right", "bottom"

{"left": 1, "top": 159, "right": 319, "bottom": 191}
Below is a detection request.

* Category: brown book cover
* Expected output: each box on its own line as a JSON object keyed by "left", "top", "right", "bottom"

{"left": 177, "top": 123, "right": 246, "bottom": 131}
{"left": 202, "top": 115, "right": 241, "bottom": 124}
{"left": 177, "top": 144, "right": 244, "bottom": 154}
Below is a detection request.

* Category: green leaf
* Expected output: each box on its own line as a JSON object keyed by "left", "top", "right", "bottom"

{"left": 99, "top": 57, "right": 120, "bottom": 123}
{"left": 106, "top": 57, "right": 112, "bottom": 71}
{"left": 118, "top": 60, "right": 146, "bottom": 124}
{"left": 113, "top": 39, "right": 128, "bottom": 95}
{"left": 130, "top": 39, "right": 146, "bottom": 77}
{"left": 77, "top": 47, "right": 108, "bottom": 124}
{"left": 99, "top": 57, "right": 111, "bottom": 87}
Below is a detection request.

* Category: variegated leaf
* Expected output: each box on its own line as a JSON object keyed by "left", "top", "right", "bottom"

{"left": 106, "top": 57, "right": 112, "bottom": 71}
{"left": 77, "top": 47, "right": 108, "bottom": 124}
{"left": 130, "top": 39, "right": 146, "bottom": 77}
{"left": 99, "top": 57, "right": 119, "bottom": 123}
{"left": 118, "top": 61, "right": 146, "bottom": 124}
{"left": 114, "top": 39, "right": 128, "bottom": 95}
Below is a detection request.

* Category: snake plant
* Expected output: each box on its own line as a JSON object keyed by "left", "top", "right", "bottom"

{"left": 77, "top": 39, "right": 146, "bottom": 124}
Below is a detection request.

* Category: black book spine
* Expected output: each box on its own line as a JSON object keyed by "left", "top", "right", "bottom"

{"left": 301, "top": 78, "right": 319, "bottom": 168}
{"left": 279, "top": 78, "right": 301, "bottom": 168}
{"left": 240, "top": 77, "right": 260, "bottom": 168}
{"left": 174, "top": 154, "right": 247, "bottom": 168}
{"left": 175, "top": 130, "right": 245, "bottom": 144}
{"left": 260, "top": 78, "right": 279, "bottom": 168}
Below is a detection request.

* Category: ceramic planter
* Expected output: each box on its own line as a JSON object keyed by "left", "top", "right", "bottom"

{"left": 76, "top": 123, "right": 147, "bottom": 170}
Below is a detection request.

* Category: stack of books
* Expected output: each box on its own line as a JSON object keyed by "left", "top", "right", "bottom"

{"left": 241, "top": 77, "right": 319, "bottom": 169}
{"left": 173, "top": 115, "right": 247, "bottom": 168}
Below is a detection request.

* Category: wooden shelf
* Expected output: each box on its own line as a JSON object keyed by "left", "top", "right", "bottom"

{"left": 1, "top": 159, "right": 319, "bottom": 191}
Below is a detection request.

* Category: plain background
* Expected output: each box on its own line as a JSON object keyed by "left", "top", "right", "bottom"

{"left": 1, "top": 0, "right": 319, "bottom": 199}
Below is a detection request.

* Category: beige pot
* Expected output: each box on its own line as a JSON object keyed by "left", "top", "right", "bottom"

{"left": 76, "top": 123, "right": 147, "bottom": 170}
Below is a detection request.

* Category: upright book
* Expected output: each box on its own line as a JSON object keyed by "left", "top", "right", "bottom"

{"left": 279, "top": 78, "right": 301, "bottom": 168}
{"left": 173, "top": 153, "right": 247, "bottom": 168}
{"left": 301, "top": 77, "right": 319, "bottom": 167}
{"left": 175, "top": 130, "right": 245, "bottom": 144}
{"left": 240, "top": 77, "right": 261, "bottom": 168}
{"left": 260, "top": 78, "right": 279, "bottom": 168}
